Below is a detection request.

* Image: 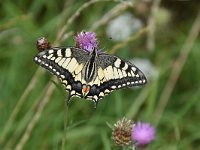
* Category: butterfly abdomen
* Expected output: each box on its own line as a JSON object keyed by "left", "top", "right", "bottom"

{"left": 84, "top": 48, "right": 97, "bottom": 83}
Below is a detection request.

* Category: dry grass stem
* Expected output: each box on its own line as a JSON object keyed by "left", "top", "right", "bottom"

{"left": 4, "top": 80, "right": 53, "bottom": 148}
{"left": 146, "top": 0, "right": 162, "bottom": 52}
{"left": 61, "top": 99, "right": 69, "bottom": 150}
{"left": 110, "top": 27, "right": 149, "bottom": 54}
{"left": 90, "top": 1, "right": 133, "bottom": 31}
{"left": 154, "top": 10, "right": 200, "bottom": 124}
{"left": 55, "top": 0, "right": 123, "bottom": 44}
{"left": 15, "top": 77, "right": 57, "bottom": 150}
{"left": 61, "top": 31, "right": 74, "bottom": 43}
{"left": 0, "top": 68, "right": 44, "bottom": 144}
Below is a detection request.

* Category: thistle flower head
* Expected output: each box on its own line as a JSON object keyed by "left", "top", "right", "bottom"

{"left": 131, "top": 122, "right": 156, "bottom": 146}
{"left": 112, "top": 117, "right": 134, "bottom": 146}
{"left": 75, "top": 31, "right": 99, "bottom": 52}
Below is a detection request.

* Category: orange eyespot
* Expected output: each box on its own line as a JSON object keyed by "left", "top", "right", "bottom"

{"left": 82, "top": 85, "right": 90, "bottom": 94}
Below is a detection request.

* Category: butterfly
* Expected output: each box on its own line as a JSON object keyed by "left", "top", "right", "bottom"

{"left": 34, "top": 47, "right": 147, "bottom": 108}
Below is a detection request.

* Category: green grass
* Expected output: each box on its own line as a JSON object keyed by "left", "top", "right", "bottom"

{"left": 0, "top": 0, "right": 200, "bottom": 150}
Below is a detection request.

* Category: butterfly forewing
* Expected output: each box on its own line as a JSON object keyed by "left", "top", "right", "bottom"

{"left": 34, "top": 47, "right": 90, "bottom": 98}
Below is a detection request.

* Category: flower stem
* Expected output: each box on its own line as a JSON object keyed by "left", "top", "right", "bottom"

{"left": 61, "top": 98, "right": 69, "bottom": 150}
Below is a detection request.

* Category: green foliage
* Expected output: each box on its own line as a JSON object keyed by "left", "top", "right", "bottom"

{"left": 0, "top": 0, "right": 200, "bottom": 149}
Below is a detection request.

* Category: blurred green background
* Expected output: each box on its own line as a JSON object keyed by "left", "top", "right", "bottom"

{"left": 0, "top": 0, "right": 200, "bottom": 149}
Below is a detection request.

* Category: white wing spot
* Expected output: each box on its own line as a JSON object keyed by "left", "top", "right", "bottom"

{"left": 131, "top": 71, "right": 135, "bottom": 77}
{"left": 47, "top": 54, "right": 53, "bottom": 59}
{"left": 99, "top": 92, "right": 104, "bottom": 97}
{"left": 132, "top": 67, "right": 136, "bottom": 72}
{"left": 57, "top": 49, "right": 62, "bottom": 56}
{"left": 61, "top": 75, "right": 65, "bottom": 79}
{"left": 65, "top": 48, "right": 72, "bottom": 57}
{"left": 55, "top": 57, "right": 62, "bottom": 63}
{"left": 50, "top": 57, "right": 55, "bottom": 61}
{"left": 111, "top": 85, "right": 117, "bottom": 89}
{"left": 123, "top": 63, "right": 128, "bottom": 70}
{"left": 48, "top": 49, "right": 54, "bottom": 54}
{"left": 66, "top": 85, "right": 71, "bottom": 90}
{"left": 62, "top": 80, "right": 68, "bottom": 85}
{"left": 128, "top": 72, "right": 131, "bottom": 77}
{"left": 105, "top": 89, "right": 110, "bottom": 93}
{"left": 114, "top": 59, "right": 121, "bottom": 68}
{"left": 71, "top": 90, "right": 75, "bottom": 95}
{"left": 56, "top": 71, "right": 60, "bottom": 75}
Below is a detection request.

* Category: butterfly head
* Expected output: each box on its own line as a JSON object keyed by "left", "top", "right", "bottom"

{"left": 90, "top": 47, "right": 98, "bottom": 57}
{"left": 82, "top": 85, "right": 90, "bottom": 97}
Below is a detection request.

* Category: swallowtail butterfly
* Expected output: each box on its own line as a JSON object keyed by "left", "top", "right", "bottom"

{"left": 34, "top": 47, "right": 147, "bottom": 108}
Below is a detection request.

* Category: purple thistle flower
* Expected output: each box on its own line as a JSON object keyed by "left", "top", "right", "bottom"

{"left": 75, "top": 31, "right": 99, "bottom": 52}
{"left": 131, "top": 122, "right": 156, "bottom": 146}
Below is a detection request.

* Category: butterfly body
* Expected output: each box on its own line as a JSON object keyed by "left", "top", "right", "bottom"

{"left": 34, "top": 47, "right": 147, "bottom": 107}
